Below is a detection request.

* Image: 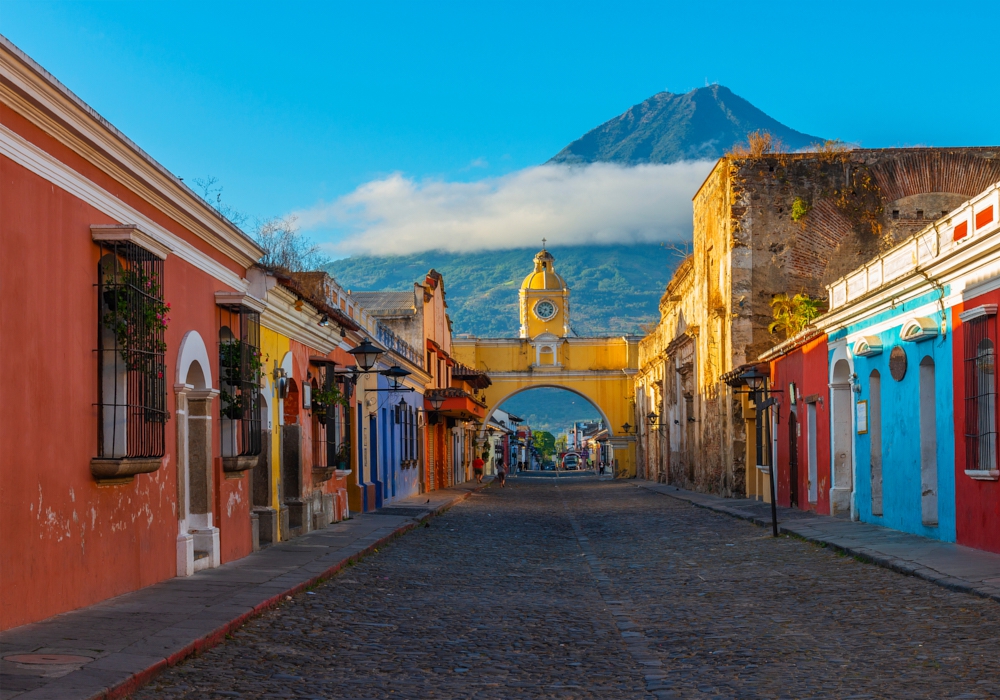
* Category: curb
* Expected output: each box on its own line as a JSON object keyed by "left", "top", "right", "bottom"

{"left": 638, "top": 483, "right": 1000, "bottom": 606}
{"left": 97, "top": 485, "right": 483, "bottom": 700}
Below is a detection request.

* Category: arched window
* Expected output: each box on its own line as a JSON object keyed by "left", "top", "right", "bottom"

{"left": 869, "top": 369, "right": 883, "bottom": 516}
{"left": 919, "top": 357, "right": 938, "bottom": 526}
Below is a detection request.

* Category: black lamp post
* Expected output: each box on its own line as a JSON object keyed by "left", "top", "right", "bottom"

{"left": 381, "top": 364, "right": 411, "bottom": 390}
{"left": 427, "top": 393, "right": 445, "bottom": 411}
{"left": 348, "top": 338, "right": 383, "bottom": 372}
{"left": 741, "top": 366, "right": 779, "bottom": 537}
{"left": 621, "top": 422, "right": 634, "bottom": 435}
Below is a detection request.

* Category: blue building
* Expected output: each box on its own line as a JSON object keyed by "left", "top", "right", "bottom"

{"left": 819, "top": 219, "right": 971, "bottom": 540}
{"left": 824, "top": 293, "right": 956, "bottom": 540}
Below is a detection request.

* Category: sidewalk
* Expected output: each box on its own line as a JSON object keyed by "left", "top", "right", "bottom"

{"left": 637, "top": 481, "right": 1000, "bottom": 604}
{"left": 0, "top": 480, "right": 487, "bottom": 700}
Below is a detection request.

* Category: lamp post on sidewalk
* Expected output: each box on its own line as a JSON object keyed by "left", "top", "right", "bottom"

{"left": 741, "top": 366, "right": 780, "bottom": 537}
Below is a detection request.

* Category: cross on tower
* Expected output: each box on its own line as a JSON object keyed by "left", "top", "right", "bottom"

{"left": 541, "top": 237, "right": 546, "bottom": 249}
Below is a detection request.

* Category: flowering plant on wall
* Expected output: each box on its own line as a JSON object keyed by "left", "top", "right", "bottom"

{"left": 312, "top": 384, "right": 348, "bottom": 409}
{"left": 102, "top": 266, "right": 170, "bottom": 372}
{"left": 219, "top": 341, "right": 262, "bottom": 420}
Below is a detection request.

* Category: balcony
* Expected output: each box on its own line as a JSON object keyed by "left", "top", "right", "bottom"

{"left": 424, "top": 387, "right": 487, "bottom": 421}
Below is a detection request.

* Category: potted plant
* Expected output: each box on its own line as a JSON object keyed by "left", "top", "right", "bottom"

{"left": 219, "top": 341, "right": 262, "bottom": 420}
{"left": 312, "top": 384, "right": 348, "bottom": 427}
{"left": 335, "top": 441, "right": 351, "bottom": 471}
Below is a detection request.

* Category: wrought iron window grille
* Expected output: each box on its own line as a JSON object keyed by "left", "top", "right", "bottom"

{"left": 963, "top": 314, "right": 998, "bottom": 473}
{"left": 95, "top": 240, "right": 169, "bottom": 461}
{"left": 218, "top": 304, "right": 262, "bottom": 462}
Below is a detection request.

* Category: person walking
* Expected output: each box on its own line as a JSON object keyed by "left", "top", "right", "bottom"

{"left": 473, "top": 455, "right": 485, "bottom": 484}
{"left": 496, "top": 463, "right": 507, "bottom": 488}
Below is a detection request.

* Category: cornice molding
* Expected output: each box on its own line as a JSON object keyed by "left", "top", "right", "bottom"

{"left": 91, "top": 224, "right": 171, "bottom": 260}
{"left": 261, "top": 286, "right": 338, "bottom": 354}
{"left": 817, "top": 230, "right": 1000, "bottom": 335}
{"left": 215, "top": 291, "right": 267, "bottom": 313}
{"left": 0, "top": 39, "right": 263, "bottom": 268}
{"left": 1, "top": 123, "right": 248, "bottom": 291}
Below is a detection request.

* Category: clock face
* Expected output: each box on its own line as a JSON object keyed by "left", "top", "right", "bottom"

{"left": 534, "top": 300, "right": 556, "bottom": 320}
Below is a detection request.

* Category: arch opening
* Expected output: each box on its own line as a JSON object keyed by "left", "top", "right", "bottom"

{"left": 488, "top": 385, "right": 611, "bottom": 472}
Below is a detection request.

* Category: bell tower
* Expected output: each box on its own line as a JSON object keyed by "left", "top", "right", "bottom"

{"left": 519, "top": 242, "right": 570, "bottom": 339}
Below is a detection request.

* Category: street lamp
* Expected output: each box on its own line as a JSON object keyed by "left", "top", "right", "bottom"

{"left": 348, "top": 337, "right": 383, "bottom": 372}
{"left": 647, "top": 411, "right": 659, "bottom": 425}
{"left": 740, "top": 365, "right": 779, "bottom": 537}
{"left": 427, "top": 393, "right": 445, "bottom": 411}
{"left": 381, "top": 364, "right": 411, "bottom": 390}
{"left": 741, "top": 366, "right": 766, "bottom": 393}
{"left": 621, "top": 422, "right": 634, "bottom": 435}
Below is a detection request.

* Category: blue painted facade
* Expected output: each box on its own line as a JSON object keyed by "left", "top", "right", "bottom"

{"left": 364, "top": 370, "right": 423, "bottom": 506}
{"left": 392, "top": 386, "right": 423, "bottom": 501}
{"left": 830, "top": 291, "right": 956, "bottom": 541}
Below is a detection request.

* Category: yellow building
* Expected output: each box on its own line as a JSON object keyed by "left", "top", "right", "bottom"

{"left": 452, "top": 247, "right": 640, "bottom": 476}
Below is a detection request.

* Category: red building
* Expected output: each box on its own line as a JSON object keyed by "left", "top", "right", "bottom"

{"left": 951, "top": 294, "right": 1000, "bottom": 554}
{"left": 0, "top": 39, "right": 267, "bottom": 629}
{"left": 761, "top": 332, "right": 833, "bottom": 515}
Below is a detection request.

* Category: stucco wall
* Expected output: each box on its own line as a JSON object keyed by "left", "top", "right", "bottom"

{"left": 0, "top": 152, "right": 248, "bottom": 630}
{"left": 951, "top": 294, "right": 1000, "bottom": 554}
{"left": 770, "top": 335, "right": 832, "bottom": 515}
{"left": 835, "top": 299, "right": 956, "bottom": 541}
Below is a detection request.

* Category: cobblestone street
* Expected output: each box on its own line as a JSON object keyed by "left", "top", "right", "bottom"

{"left": 133, "top": 479, "right": 1000, "bottom": 699}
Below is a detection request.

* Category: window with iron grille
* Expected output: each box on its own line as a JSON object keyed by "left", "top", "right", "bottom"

{"left": 337, "top": 374, "right": 353, "bottom": 469}
{"left": 218, "top": 305, "right": 262, "bottom": 458}
{"left": 96, "top": 240, "right": 169, "bottom": 459}
{"left": 311, "top": 377, "right": 329, "bottom": 470}
{"left": 963, "top": 312, "right": 998, "bottom": 472}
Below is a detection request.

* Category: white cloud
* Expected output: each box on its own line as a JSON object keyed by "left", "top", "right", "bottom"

{"left": 295, "top": 161, "right": 716, "bottom": 256}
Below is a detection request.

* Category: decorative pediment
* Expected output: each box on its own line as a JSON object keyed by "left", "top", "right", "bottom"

{"left": 900, "top": 317, "right": 939, "bottom": 343}
{"left": 852, "top": 336, "right": 883, "bottom": 357}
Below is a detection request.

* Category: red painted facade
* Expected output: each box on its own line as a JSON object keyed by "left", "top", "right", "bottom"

{"left": 0, "top": 101, "right": 258, "bottom": 628}
{"left": 768, "top": 335, "right": 833, "bottom": 515}
{"left": 951, "top": 297, "right": 1000, "bottom": 554}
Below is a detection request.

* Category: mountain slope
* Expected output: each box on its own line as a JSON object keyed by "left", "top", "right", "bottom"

{"left": 549, "top": 85, "right": 824, "bottom": 165}
{"left": 327, "top": 244, "right": 685, "bottom": 338}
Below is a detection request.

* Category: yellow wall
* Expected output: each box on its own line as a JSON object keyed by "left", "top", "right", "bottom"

{"left": 260, "top": 326, "right": 290, "bottom": 527}
{"left": 521, "top": 288, "right": 569, "bottom": 338}
{"left": 453, "top": 336, "right": 639, "bottom": 476}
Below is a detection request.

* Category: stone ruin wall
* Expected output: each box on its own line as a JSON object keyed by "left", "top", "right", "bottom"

{"left": 734, "top": 148, "right": 1000, "bottom": 365}
{"left": 644, "top": 148, "right": 1000, "bottom": 498}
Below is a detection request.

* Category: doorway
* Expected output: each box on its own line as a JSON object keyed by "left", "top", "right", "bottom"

{"left": 370, "top": 414, "right": 382, "bottom": 508}
{"left": 174, "top": 331, "right": 219, "bottom": 576}
{"left": 831, "top": 359, "right": 854, "bottom": 516}
{"left": 806, "top": 402, "right": 818, "bottom": 503}
{"left": 788, "top": 410, "right": 799, "bottom": 508}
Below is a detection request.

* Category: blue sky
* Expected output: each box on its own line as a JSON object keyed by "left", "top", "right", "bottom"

{"left": 2, "top": 0, "right": 996, "bottom": 253}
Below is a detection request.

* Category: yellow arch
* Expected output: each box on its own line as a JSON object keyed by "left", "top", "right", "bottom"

{"left": 452, "top": 336, "right": 639, "bottom": 476}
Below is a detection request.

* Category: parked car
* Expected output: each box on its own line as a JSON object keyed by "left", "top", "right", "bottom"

{"left": 561, "top": 453, "right": 580, "bottom": 470}
{"left": 542, "top": 461, "right": 555, "bottom": 471}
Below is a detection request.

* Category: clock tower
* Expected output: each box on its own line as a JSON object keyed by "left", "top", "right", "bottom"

{"left": 519, "top": 244, "right": 570, "bottom": 340}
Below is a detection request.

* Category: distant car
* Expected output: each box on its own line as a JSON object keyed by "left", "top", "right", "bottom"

{"left": 561, "top": 454, "right": 580, "bottom": 470}
{"left": 542, "top": 461, "right": 555, "bottom": 471}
